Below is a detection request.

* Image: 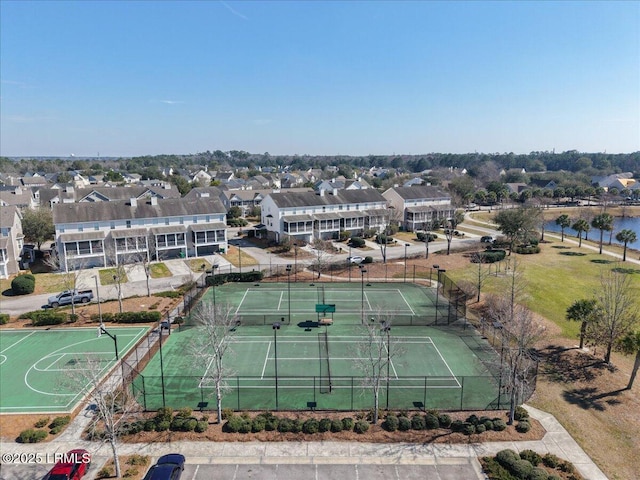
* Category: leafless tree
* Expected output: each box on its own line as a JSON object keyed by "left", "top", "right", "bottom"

{"left": 485, "top": 260, "right": 545, "bottom": 424}
{"left": 310, "top": 238, "right": 333, "bottom": 279}
{"left": 377, "top": 205, "right": 402, "bottom": 263}
{"left": 352, "top": 310, "right": 403, "bottom": 424}
{"left": 189, "top": 301, "right": 239, "bottom": 423}
{"left": 594, "top": 267, "right": 639, "bottom": 364}
{"left": 44, "top": 253, "right": 89, "bottom": 315}
{"left": 470, "top": 251, "right": 492, "bottom": 303}
{"left": 61, "top": 353, "right": 139, "bottom": 478}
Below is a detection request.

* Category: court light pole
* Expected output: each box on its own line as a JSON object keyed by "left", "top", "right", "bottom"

{"left": 404, "top": 243, "right": 410, "bottom": 282}
{"left": 272, "top": 322, "right": 281, "bottom": 411}
{"left": 286, "top": 264, "right": 292, "bottom": 322}
{"left": 434, "top": 268, "right": 446, "bottom": 324}
{"left": 158, "top": 323, "right": 166, "bottom": 408}
{"left": 382, "top": 321, "right": 391, "bottom": 409}
{"left": 431, "top": 264, "right": 439, "bottom": 287}
{"left": 209, "top": 264, "right": 219, "bottom": 318}
{"left": 293, "top": 242, "right": 298, "bottom": 282}
{"left": 93, "top": 275, "right": 102, "bottom": 326}
{"left": 359, "top": 265, "right": 367, "bottom": 322}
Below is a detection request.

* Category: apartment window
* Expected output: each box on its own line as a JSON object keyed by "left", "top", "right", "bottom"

{"left": 179, "top": 217, "right": 184, "bottom": 225}
{"left": 94, "top": 223, "right": 99, "bottom": 231}
{"left": 110, "top": 222, "right": 115, "bottom": 230}
{"left": 193, "top": 216, "right": 198, "bottom": 223}
{"left": 126, "top": 220, "right": 131, "bottom": 229}
{"left": 78, "top": 225, "right": 84, "bottom": 232}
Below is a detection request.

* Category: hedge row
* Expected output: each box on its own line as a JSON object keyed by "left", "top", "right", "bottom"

{"left": 19, "top": 310, "right": 68, "bottom": 326}
{"left": 416, "top": 232, "right": 438, "bottom": 242}
{"left": 513, "top": 245, "right": 541, "bottom": 254}
{"left": 383, "top": 412, "right": 508, "bottom": 435}
{"left": 119, "top": 408, "right": 208, "bottom": 436}
{"left": 474, "top": 249, "right": 507, "bottom": 263}
{"left": 482, "top": 449, "right": 583, "bottom": 480}
{"left": 89, "top": 311, "right": 162, "bottom": 323}
{"left": 0, "top": 313, "right": 9, "bottom": 324}
{"left": 223, "top": 412, "right": 369, "bottom": 435}
{"left": 205, "top": 271, "right": 263, "bottom": 286}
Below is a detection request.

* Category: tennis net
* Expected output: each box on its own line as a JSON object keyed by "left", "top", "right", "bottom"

{"left": 318, "top": 331, "right": 332, "bottom": 393}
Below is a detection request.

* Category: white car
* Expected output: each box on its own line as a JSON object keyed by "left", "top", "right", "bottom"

{"left": 347, "top": 256, "right": 364, "bottom": 264}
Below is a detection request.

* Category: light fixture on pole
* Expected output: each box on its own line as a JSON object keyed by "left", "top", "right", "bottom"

{"left": 158, "top": 322, "right": 166, "bottom": 408}
{"left": 431, "top": 264, "right": 439, "bottom": 286}
{"left": 272, "top": 322, "right": 281, "bottom": 411}
{"left": 286, "top": 264, "right": 292, "bottom": 322}
{"left": 200, "top": 263, "right": 206, "bottom": 288}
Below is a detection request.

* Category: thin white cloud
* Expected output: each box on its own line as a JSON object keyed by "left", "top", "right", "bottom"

{"left": 160, "top": 100, "right": 184, "bottom": 105}
{"left": 220, "top": 0, "right": 248, "bottom": 20}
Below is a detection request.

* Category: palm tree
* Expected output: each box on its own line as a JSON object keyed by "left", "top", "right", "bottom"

{"left": 591, "top": 213, "right": 614, "bottom": 254}
{"left": 615, "top": 229, "right": 637, "bottom": 261}
{"left": 566, "top": 299, "right": 598, "bottom": 349}
{"left": 572, "top": 219, "right": 590, "bottom": 247}
{"left": 555, "top": 214, "right": 571, "bottom": 241}
{"left": 618, "top": 330, "right": 640, "bottom": 390}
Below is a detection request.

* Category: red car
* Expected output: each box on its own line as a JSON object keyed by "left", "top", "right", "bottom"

{"left": 44, "top": 449, "right": 91, "bottom": 480}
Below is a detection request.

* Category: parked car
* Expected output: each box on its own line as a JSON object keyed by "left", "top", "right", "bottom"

{"left": 44, "top": 449, "right": 91, "bottom": 480}
{"left": 48, "top": 289, "right": 94, "bottom": 308}
{"left": 480, "top": 236, "right": 494, "bottom": 243}
{"left": 347, "top": 256, "right": 364, "bottom": 264}
{"left": 142, "top": 453, "right": 185, "bottom": 480}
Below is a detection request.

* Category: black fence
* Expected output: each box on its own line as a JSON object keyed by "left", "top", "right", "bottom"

{"left": 128, "top": 373, "right": 512, "bottom": 413}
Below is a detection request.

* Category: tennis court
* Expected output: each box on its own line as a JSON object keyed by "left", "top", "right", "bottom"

{"left": 136, "top": 321, "right": 506, "bottom": 412}
{"left": 0, "top": 327, "right": 148, "bottom": 413}
{"left": 194, "top": 282, "right": 452, "bottom": 325}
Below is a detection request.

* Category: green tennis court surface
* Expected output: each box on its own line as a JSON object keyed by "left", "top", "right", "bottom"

{"left": 137, "top": 321, "right": 507, "bottom": 412}
{"left": 193, "top": 282, "right": 450, "bottom": 326}
{"left": 0, "top": 327, "right": 148, "bottom": 413}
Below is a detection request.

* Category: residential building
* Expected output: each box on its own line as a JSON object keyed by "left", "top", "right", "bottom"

{"left": 52, "top": 196, "right": 227, "bottom": 271}
{"left": 0, "top": 206, "right": 25, "bottom": 278}
{"left": 382, "top": 186, "right": 454, "bottom": 232}
{"left": 260, "top": 189, "right": 388, "bottom": 243}
{"left": 38, "top": 184, "right": 180, "bottom": 208}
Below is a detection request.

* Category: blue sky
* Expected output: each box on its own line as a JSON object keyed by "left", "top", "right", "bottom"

{"left": 1, "top": 1, "right": 638, "bottom": 157}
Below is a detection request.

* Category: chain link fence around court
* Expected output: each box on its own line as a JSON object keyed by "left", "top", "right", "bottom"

{"left": 179, "top": 268, "right": 470, "bottom": 328}
{"left": 118, "top": 265, "right": 538, "bottom": 413}
{"left": 123, "top": 373, "right": 513, "bottom": 413}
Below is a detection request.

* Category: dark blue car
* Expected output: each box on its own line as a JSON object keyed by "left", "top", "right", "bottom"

{"left": 142, "top": 454, "right": 185, "bottom": 480}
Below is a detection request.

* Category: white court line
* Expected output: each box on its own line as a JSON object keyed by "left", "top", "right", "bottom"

{"left": 397, "top": 289, "right": 416, "bottom": 316}
{"left": 429, "top": 342, "right": 461, "bottom": 388}
{"left": 260, "top": 341, "right": 272, "bottom": 379}
{"left": 235, "top": 289, "right": 250, "bottom": 314}
{"left": 363, "top": 292, "right": 373, "bottom": 311}
{"left": 0, "top": 331, "right": 36, "bottom": 354}
{"left": 277, "top": 292, "right": 284, "bottom": 311}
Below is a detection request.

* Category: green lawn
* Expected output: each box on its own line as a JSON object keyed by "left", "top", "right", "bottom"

{"left": 186, "top": 258, "right": 211, "bottom": 273}
{"left": 99, "top": 268, "right": 128, "bottom": 285}
{"left": 149, "top": 262, "right": 172, "bottom": 278}
{"left": 447, "top": 238, "right": 640, "bottom": 339}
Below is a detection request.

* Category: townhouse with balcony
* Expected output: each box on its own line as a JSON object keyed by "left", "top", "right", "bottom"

{"left": 382, "top": 185, "right": 455, "bottom": 232}
{"left": 52, "top": 196, "right": 227, "bottom": 272}
{"left": 0, "top": 206, "right": 25, "bottom": 279}
{"left": 260, "top": 188, "right": 388, "bottom": 243}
